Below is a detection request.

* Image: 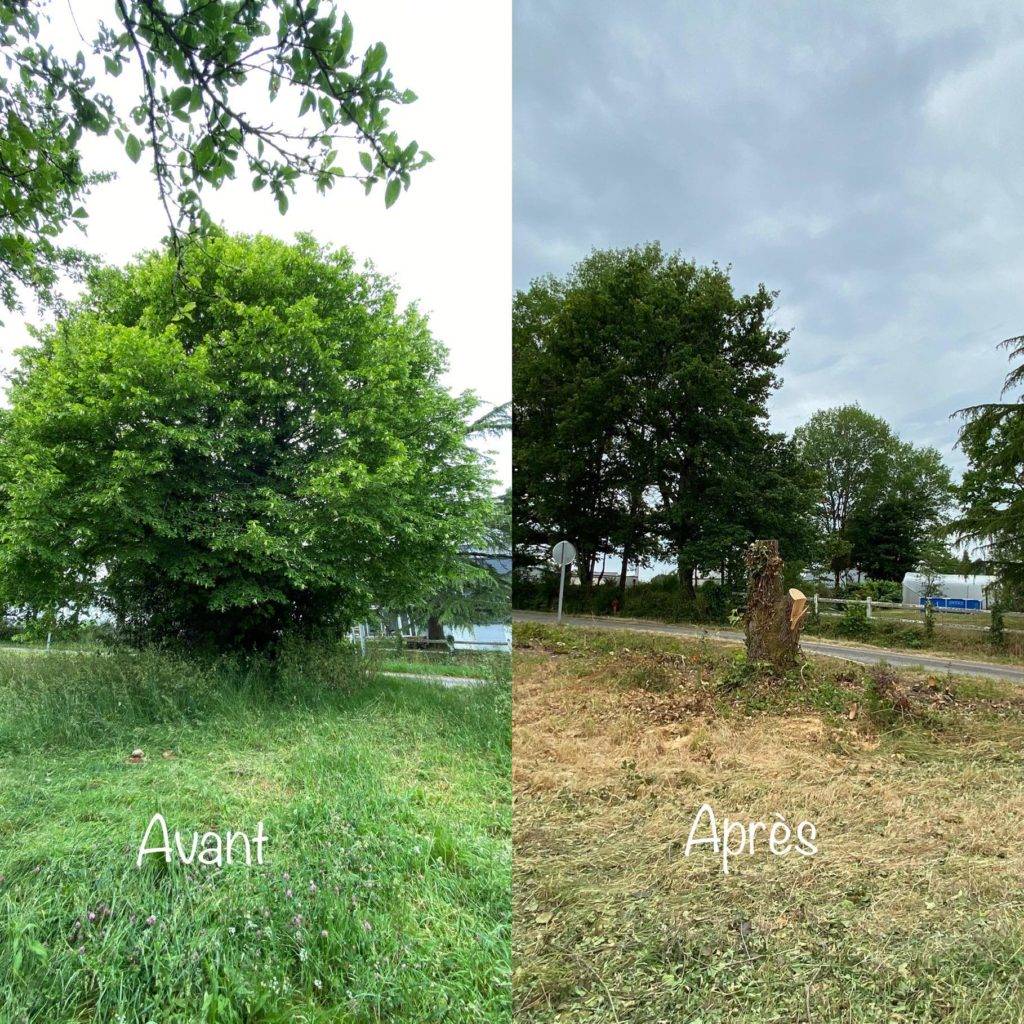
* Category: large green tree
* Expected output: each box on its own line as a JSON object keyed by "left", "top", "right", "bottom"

{"left": 793, "top": 405, "right": 952, "bottom": 589}
{"left": 513, "top": 259, "right": 625, "bottom": 587}
{"left": 0, "top": 233, "right": 492, "bottom": 648}
{"left": 1, "top": 0, "right": 429, "bottom": 313}
{"left": 954, "top": 336, "right": 1024, "bottom": 604}
{"left": 513, "top": 243, "right": 815, "bottom": 597}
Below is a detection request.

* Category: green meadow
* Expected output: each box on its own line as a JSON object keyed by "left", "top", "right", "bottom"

{"left": 0, "top": 647, "right": 511, "bottom": 1023}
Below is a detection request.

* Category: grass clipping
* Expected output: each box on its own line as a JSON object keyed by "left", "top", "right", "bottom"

{"left": 514, "top": 622, "right": 1024, "bottom": 1024}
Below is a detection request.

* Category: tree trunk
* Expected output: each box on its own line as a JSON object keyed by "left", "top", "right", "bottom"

{"left": 578, "top": 548, "right": 594, "bottom": 600}
{"left": 744, "top": 540, "right": 807, "bottom": 674}
{"left": 618, "top": 544, "right": 632, "bottom": 598}
{"left": 427, "top": 615, "right": 445, "bottom": 642}
{"left": 677, "top": 556, "right": 696, "bottom": 599}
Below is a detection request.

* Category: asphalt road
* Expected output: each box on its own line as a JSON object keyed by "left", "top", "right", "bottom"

{"left": 513, "top": 610, "right": 1024, "bottom": 684}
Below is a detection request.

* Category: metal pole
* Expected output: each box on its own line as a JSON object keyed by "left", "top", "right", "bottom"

{"left": 557, "top": 562, "right": 567, "bottom": 623}
{"left": 358, "top": 622, "right": 367, "bottom": 657}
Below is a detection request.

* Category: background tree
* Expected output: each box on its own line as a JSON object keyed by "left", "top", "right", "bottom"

{"left": 610, "top": 246, "right": 810, "bottom": 596}
{"left": 417, "top": 488, "right": 511, "bottom": 642}
{"left": 1, "top": 0, "right": 429, "bottom": 314}
{"left": 417, "top": 405, "right": 511, "bottom": 641}
{"left": 954, "top": 336, "right": 1024, "bottom": 606}
{"left": 0, "top": 232, "right": 492, "bottom": 649}
{"left": 794, "top": 405, "right": 952, "bottom": 589}
{"left": 513, "top": 243, "right": 817, "bottom": 599}
{"left": 512, "top": 256, "right": 631, "bottom": 589}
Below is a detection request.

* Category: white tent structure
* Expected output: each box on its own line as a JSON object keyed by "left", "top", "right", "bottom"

{"left": 901, "top": 572, "right": 998, "bottom": 611}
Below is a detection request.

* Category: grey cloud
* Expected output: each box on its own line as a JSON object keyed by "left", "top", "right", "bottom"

{"left": 515, "top": 0, "right": 1024, "bottom": 474}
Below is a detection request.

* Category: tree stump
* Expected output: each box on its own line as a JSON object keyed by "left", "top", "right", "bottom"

{"left": 744, "top": 540, "right": 808, "bottom": 673}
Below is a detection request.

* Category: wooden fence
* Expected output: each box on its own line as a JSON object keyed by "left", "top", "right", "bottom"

{"left": 811, "top": 595, "right": 1024, "bottom": 635}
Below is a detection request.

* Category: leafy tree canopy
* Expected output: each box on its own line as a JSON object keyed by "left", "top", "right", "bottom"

{"left": 0, "top": 0, "right": 429, "bottom": 313}
{"left": 0, "top": 232, "right": 492, "bottom": 648}
{"left": 514, "top": 242, "right": 815, "bottom": 595}
{"left": 415, "top": 488, "right": 511, "bottom": 640}
{"left": 793, "top": 404, "right": 953, "bottom": 587}
{"left": 955, "top": 336, "right": 1024, "bottom": 603}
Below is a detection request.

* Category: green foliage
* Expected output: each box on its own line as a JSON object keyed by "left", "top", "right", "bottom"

{"left": 513, "top": 577, "right": 737, "bottom": 625}
{"left": 694, "top": 579, "right": 731, "bottom": 622}
{"left": 837, "top": 603, "right": 873, "bottom": 640}
{"left": 794, "top": 405, "right": 953, "bottom": 588}
{"left": 513, "top": 242, "right": 816, "bottom": 593}
{"left": 720, "top": 649, "right": 765, "bottom": 691}
{"left": 990, "top": 604, "right": 1006, "bottom": 649}
{"left": 0, "top": 0, "right": 429, "bottom": 315}
{"left": 923, "top": 601, "right": 936, "bottom": 641}
{"left": 0, "top": 2, "right": 112, "bottom": 311}
{"left": 413, "top": 419, "right": 511, "bottom": 636}
{"left": 955, "top": 336, "right": 1024, "bottom": 605}
{"left": 843, "top": 578, "right": 903, "bottom": 603}
{"left": 0, "top": 233, "right": 493, "bottom": 649}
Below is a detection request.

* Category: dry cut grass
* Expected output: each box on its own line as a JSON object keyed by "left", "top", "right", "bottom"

{"left": 514, "top": 622, "right": 1024, "bottom": 1024}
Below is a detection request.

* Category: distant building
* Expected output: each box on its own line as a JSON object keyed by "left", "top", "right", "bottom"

{"left": 901, "top": 572, "right": 998, "bottom": 610}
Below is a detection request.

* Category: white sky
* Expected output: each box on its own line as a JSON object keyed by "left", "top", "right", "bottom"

{"left": 3, "top": 0, "right": 511, "bottom": 486}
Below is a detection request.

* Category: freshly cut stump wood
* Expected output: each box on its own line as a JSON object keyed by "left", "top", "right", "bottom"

{"left": 744, "top": 539, "right": 808, "bottom": 673}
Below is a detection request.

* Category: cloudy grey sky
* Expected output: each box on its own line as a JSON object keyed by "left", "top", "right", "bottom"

{"left": 515, "top": 0, "right": 1024, "bottom": 477}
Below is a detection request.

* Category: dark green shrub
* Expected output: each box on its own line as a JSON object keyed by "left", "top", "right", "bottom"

{"left": 622, "top": 586, "right": 697, "bottom": 622}
{"left": 695, "top": 579, "right": 731, "bottom": 623}
{"left": 990, "top": 604, "right": 1006, "bottom": 649}
{"left": 845, "top": 579, "right": 903, "bottom": 603}
{"left": 895, "top": 628, "right": 923, "bottom": 649}
{"left": 837, "top": 604, "right": 873, "bottom": 640}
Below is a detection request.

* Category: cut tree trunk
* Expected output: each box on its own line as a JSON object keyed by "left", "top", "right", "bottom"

{"left": 744, "top": 540, "right": 808, "bottom": 674}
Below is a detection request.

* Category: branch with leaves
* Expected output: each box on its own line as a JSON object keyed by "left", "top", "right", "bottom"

{"left": 0, "top": 0, "right": 430, "bottom": 315}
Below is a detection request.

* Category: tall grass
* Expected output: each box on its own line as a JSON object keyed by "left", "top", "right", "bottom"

{"left": 0, "top": 644, "right": 511, "bottom": 1023}
{"left": 0, "top": 643, "right": 370, "bottom": 752}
